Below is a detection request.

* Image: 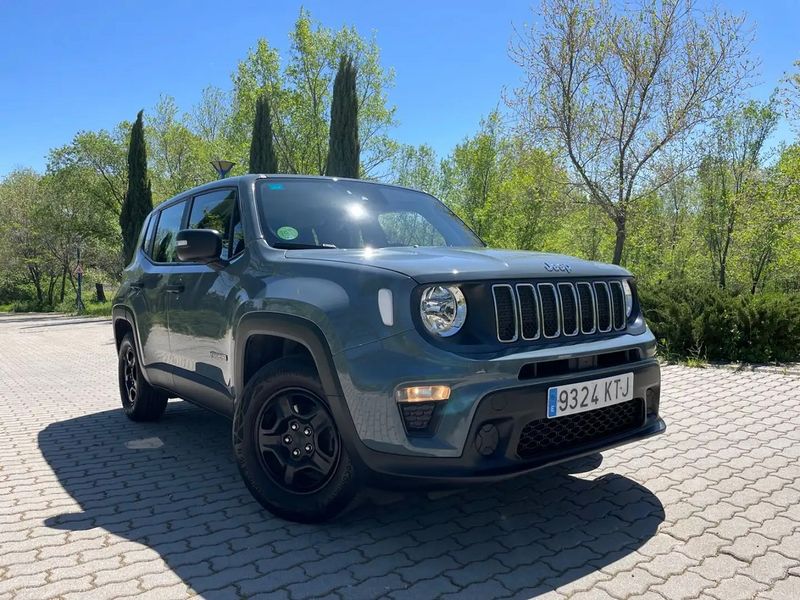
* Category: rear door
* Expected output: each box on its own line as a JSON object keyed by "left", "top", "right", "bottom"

{"left": 133, "top": 199, "right": 188, "bottom": 390}
{"left": 166, "top": 187, "right": 244, "bottom": 415}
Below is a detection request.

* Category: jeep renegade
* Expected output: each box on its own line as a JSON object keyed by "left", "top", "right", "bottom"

{"left": 113, "top": 175, "right": 665, "bottom": 522}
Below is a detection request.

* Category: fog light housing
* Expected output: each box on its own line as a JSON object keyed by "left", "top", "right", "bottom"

{"left": 396, "top": 385, "right": 449, "bottom": 436}
{"left": 395, "top": 385, "right": 450, "bottom": 403}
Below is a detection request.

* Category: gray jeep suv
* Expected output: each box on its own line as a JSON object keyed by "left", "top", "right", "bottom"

{"left": 113, "top": 174, "right": 664, "bottom": 522}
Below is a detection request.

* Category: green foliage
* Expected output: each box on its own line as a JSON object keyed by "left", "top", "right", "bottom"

{"left": 640, "top": 280, "right": 800, "bottom": 363}
{"left": 326, "top": 55, "right": 360, "bottom": 178}
{"left": 230, "top": 10, "right": 395, "bottom": 176}
{"left": 119, "top": 111, "right": 153, "bottom": 264}
{"left": 510, "top": 0, "right": 755, "bottom": 264}
{"left": 249, "top": 95, "right": 278, "bottom": 174}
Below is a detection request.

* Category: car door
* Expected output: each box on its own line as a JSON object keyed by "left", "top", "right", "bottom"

{"left": 166, "top": 187, "right": 244, "bottom": 415}
{"left": 132, "top": 199, "right": 188, "bottom": 390}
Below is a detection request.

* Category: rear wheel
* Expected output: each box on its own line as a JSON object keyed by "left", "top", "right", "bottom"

{"left": 118, "top": 333, "right": 168, "bottom": 422}
{"left": 233, "top": 357, "right": 358, "bottom": 522}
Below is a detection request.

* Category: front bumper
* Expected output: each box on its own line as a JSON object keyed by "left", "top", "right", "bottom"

{"left": 331, "top": 327, "right": 664, "bottom": 484}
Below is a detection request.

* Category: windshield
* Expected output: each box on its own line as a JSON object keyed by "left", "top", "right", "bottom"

{"left": 256, "top": 178, "right": 484, "bottom": 250}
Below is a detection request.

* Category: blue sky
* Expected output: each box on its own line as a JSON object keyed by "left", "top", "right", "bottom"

{"left": 0, "top": 0, "right": 797, "bottom": 177}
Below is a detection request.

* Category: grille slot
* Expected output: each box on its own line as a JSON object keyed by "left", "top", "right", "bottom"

{"left": 594, "top": 282, "right": 612, "bottom": 332}
{"left": 492, "top": 284, "right": 517, "bottom": 342}
{"left": 538, "top": 283, "right": 560, "bottom": 338}
{"left": 557, "top": 283, "right": 579, "bottom": 336}
{"left": 516, "top": 399, "right": 644, "bottom": 458}
{"left": 609, "top": 281, "right": 626, "bottom": 330}
{"left": 576, "top": 282, "right": 595, "bottom": 333}
{"left": 516, "top": 284, "right": 539, "bottom": 340}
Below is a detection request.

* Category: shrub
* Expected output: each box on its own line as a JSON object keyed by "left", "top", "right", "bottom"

{"left": 639, "top": 280, "right": 800, "bottom": 363}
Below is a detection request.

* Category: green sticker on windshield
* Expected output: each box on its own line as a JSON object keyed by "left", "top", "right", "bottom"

{"left": 276, "top": 226, "right": 299, "bottom": 241}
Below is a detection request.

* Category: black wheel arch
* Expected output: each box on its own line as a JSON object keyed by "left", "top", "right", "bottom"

{"left": 112, "top": 305, "right": 155, "bottom": 386}
{"left": 233, "top": 312, "right": 373, "bottom": 476}
{"left": 234, "top": 312, "right": 343, "bottom": 401}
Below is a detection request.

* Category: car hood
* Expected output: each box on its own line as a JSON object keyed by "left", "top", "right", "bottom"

{"left": 284, "top": 247, "right": 629, "bottom": 283}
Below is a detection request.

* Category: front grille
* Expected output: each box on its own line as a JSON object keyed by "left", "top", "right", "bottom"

{"left": 492, "top": 279, "right": 628, "bottom": 343}
{"left": 516, "top": 399, "right": 644, "bottom": 458}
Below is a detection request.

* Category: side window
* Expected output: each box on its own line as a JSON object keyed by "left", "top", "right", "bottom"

{"left": 188, "top": 189, "right": 239, "bottom": 260}
{"left": 142, "top": 213, "right": 156, "bottom": 257}
{"left": 152, "top": 201, "right": 186, "bottom": 263}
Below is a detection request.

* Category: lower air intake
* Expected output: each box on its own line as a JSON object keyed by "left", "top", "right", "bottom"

{"left": 516, "top": 399, "right": 644, "bottom": 458}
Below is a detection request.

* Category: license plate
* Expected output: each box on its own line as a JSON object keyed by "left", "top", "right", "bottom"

{"left": 547, "top": 373, "right": 633, "bottom": 418}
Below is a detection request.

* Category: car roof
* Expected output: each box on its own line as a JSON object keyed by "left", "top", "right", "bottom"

{"left": 152, "top": 174, "right": 432, "bottom": 212}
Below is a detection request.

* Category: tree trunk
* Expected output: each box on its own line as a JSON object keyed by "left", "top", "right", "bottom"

{"left": 59, "top": 266, "right": 68, "bottom": 302}
{"left": 28, "top": 265, "right": 43, "bottom": 304}
{"left": 612, "top": 216, "right": 626, "bottom": 265}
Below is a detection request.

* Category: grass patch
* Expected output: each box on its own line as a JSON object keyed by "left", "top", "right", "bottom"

{"left": 76, "top": 301, "right": 113, "bottom": 317}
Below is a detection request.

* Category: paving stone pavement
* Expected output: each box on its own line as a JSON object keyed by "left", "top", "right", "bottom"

{"left": 1, "top": 313, "right": 799, "bottom": 600}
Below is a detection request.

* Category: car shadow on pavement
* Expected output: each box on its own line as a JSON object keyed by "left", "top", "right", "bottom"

{"left": 39, "top": 401, "right": 664, "bottom": 598}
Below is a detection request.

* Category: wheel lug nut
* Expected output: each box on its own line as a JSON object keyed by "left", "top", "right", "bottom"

{"left": 303, "top": 427, "right": 312, "bottom": 436}
{"left": 283, "top": 435, "right": 292, "bottom": 444}
{"left": 305, "top": 444, "right": 313, "bottom": 453}
{"left": 292, "top": 449, "right": 301, "bottom": 457}
{"left": 290, "top": 423, "right": 299, "bottom": 431}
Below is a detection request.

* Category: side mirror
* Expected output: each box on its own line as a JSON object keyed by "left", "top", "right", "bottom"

{"left": 176, "top": 229, "right": 223, "bottom": 264}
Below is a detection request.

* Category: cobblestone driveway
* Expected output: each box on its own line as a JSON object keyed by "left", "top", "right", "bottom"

{"left": 1, "top": 314, "right": 799, "bottom": 600}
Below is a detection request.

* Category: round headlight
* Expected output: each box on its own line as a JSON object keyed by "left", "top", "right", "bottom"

{"left": 420, "top": 285, "right": 467, "bottom": 337}
{"left": 622, "top": 279, "right": 634, "bottom": 317}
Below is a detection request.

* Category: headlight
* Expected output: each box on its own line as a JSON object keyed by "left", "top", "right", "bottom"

{"left": 419, "top": 285, "right": 467, "bottom": 337}
{"left": 622, "top": 279, "right": 634, "bottom": 317}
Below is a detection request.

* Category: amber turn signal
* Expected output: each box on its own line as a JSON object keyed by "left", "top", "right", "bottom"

{"left": 395, "top": 385, "right": 451, "bottom": 403}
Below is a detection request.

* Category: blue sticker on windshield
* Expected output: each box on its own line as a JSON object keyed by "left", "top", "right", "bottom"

{"left": 268, "top": 183, "right": 284, "bottom": 190}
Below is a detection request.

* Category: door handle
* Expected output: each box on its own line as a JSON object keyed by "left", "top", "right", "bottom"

{"left": 130, "top": 280, "right": 145, "bottom": 290}
{"left": 165, "top": 284, "right": 184, "bottom": 294}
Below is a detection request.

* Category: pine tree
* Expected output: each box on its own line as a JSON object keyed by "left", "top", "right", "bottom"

{"left": 249, "top": 95, "right": 278, "bottom": 174}
{"left": 119, "top": 110, "right": 153, "bottom": 264}
{"left": 326, "top": 55, "right": 360, "bottom": 178}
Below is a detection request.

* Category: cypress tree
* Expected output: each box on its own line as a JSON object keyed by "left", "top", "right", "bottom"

{"left": 326, "top": 55, "right": 360, "bottom": 178}
{"left": 119, "top": 110, "right": 153, "bottom": 264}
{"left": 249, "top": 95, "right": 278, "bottom": 174}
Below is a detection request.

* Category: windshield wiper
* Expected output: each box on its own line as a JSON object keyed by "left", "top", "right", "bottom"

{"left": 272, "top": 242, "right": 338, "bottom": 250}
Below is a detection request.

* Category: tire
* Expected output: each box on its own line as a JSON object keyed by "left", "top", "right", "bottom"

{"left": 118, "top": 333, "right": 168, "bottom": 422}
{"left": 233, "top": 357, "right": 359, "bottom": 523}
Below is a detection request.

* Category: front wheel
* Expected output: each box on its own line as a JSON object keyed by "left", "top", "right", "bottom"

{"left": 118, "top": 333, "right": 168, "bottom": 422}
{"left": 233, "top": 358, "right": 359, "bottom": 522}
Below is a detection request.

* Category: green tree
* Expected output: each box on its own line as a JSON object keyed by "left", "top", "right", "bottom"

{"left": 120, "top": 111, "right": 153, "bottom": 264}
{"left": 47, "top": 126, "right": 129, "bottom": 212}
{"left": 326, "top": 55, "right": 360, "bottom": 178}
{"left": 739, "top": 144, "right": 800, "bottom": 293}
{"left": 0, "top": 170, "right": 54, "bottom": 305}
{"left": 249, "top": 95, "right": 278, "bottom": 173}
{"left": 699, "top": 99, "right": 778, "bottom": 288}
{"left": 230, "top": 10, "right": 395, "bottom": 176}
{"left": 390, "top": 144, "right": 443, "bottom": 196}
{"left": 440, "top": 112, "right": 509, "bottom": 238}
{"left": 147, "top": 95, "right": 207, "bottom": 199}
{"left": 509, "top": 0, "right": 754, "bottom": 264}
{"left": 779, "top": 59, "right": 800, "bottom": 133}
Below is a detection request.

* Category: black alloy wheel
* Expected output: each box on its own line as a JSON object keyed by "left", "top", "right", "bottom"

{"left": 255, "top": 388, "right": 341, "bottom": 494}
